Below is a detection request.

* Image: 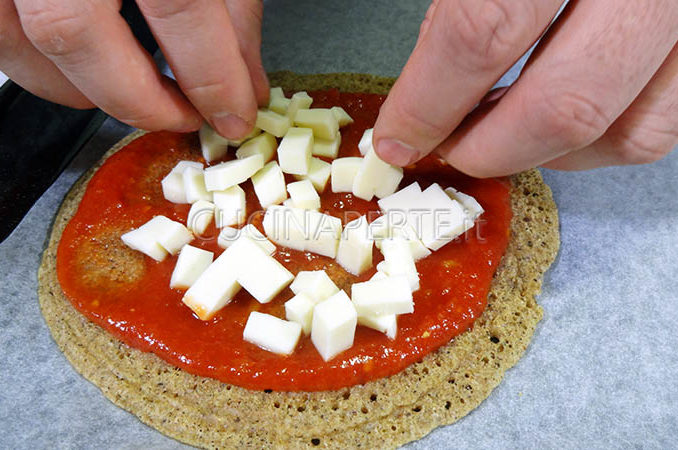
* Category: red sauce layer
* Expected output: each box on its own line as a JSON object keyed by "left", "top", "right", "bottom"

{"left": 56, "top": 90, "right": 511, "bottom": 392}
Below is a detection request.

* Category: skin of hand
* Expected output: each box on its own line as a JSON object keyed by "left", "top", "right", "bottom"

{"left": 0, "top": 0, "right": 268, "bottom": 140}
{"left": 373, "top": 0, "right": 678, "bottom": 175}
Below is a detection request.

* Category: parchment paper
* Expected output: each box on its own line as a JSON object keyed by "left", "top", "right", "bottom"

{"left": 1, "top": 1, "right": 676, "bottom": 448}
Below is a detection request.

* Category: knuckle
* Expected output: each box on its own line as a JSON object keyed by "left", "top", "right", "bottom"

{"left": 137, "top": 0, "right": 197, "bottom": 21}
{"left": 615, "top": 126, "right": 677, "bottom": 165}
{"left": 446, "top": 0, "right": 535, "bottom": 69}
{"left": 20, "top": 7, "right": 88, "bottom": 58}
{"left": 529, "top": 86, "right": 613, "bottom": 150}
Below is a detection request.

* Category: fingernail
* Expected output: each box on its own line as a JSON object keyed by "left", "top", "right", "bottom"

{"left": 376, "top": 138, "right": 419, "bottom": 166}
{"left": 211, "top": 113, "right": 252, "bottom": 140}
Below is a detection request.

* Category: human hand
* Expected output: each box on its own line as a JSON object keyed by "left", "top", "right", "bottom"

{"left": 0, "top": 0, "right": 268, "bottom": 139}
{"left": 373, "top": 0, "right": 678, "bottom": 175}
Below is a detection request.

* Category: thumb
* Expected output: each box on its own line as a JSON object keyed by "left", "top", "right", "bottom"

{"left": 373, "top": 0, "right": 560, "bottom": 166}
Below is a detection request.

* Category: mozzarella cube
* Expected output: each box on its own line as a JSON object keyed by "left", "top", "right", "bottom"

{"left": 187, "top": 200, "right": 215, "bottom": 236}
{"left": 243, "top": 312, "right": 302, "bottom": 355}
{"left": 311, "top": 291, "right": 357, "bottom": 361}
{"left": 255, "top": 109, "right": 291, "bottom": 137}
{"left": 331, "top": 157, "right": 362, "bottom": 193}
{"left": 336, "top": 216, "right": 373, "bottom": 275}
{"left": 229, "top": 236, "right": 294, "bottom": 303}
{"left": 170, "top": 245, "right": 213, "bottom": 290}
{"left": 444, "top": 186, "right": 484, "bottom": 221}
{"left": 286, "top": 91, "right": 313, "bottom": 119}
{"left": 351, "top": 276, "right": 414, "bottom": 316}
{"left": 358, "top": 128, "right": 373, "bottom": 156}
{"left": 154, "top": 216, "right": 194, "bottom": 255}
{"left": 358, "top": 311, "right": 397, "bottom": 340}
{"left": 262, "top": 205, "right": 307, "bottom": 251}
{"left": 294, "top": 157, "right": 331, "bottom": 193}
{"left": 287, "top": 179, "right": 320, "bottom": 210}
{"left": 305, "top": 210, "right": 342, "bottom": 258}
{"left": 217, "top": 224, "right": 276, "bottom": 255}
{"left": 161, "top": 161, "right": 203, "bottom": 204}
{"left": 283, "top": 198, "right": 295, "bottom": 207}
{"left": 120, "top": 217, "right": 169, "bottom": 262}
{"left": 370, "top": 271, "right": 388, "bottom": 281}
{"left": 269, "top": 86, "right": 284, "bottom": 100}
{"left": 235, "top": 132, "right": 277, "bottom": 163}
{"left": 183, "top": 249, "right": 241, "bottom": 320}
{"left": 199, "top": 122, "right": 230, "bottom": 163}
{"left": 285, "top": 292, "right": 316, "bottom": 334}
{"left": 331, "top": 106, "right": 354, "bottom": 127}
{"left": 312, "top": 134, "right": 341, "bottom": 159}
{"left": 294, "top": 108, "right": 339, "bottom": 140}
{"left": 379, "top": 237, "right": 419, "bottom": 291}
{"left": 290, "top": 270, "right": 340, "bottom": 303}
{"left": 370, "top": 215, "right": 431, "bottom": 261}
{"left": 204, "top": 154, "right": 264, "bottom": 192}
{"left": 251, "top": 161, "right": 287, "bottom": 208}
{"left": 352, "top": 148, "right": 403, "bottom": 201}
{"left": 413, "top": 183, "right": 467, "bottom": 250}
{"left": 377, "top": 182, "right": 422, "bottom": 212}
{"left": 183, "top": 166, "right": 212, "bottom": 203}
{"left": 269, "top": 96, "right": 291, "bottom": 115}
{"left": 278, "top": 127, "right": 313, "bottom": 175}
{"left": 213, "top": 185, "right": 246, "bottom": 227}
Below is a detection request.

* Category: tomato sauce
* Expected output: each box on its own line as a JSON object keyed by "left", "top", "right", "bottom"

{"left": 56, "top": 90, "right": 511, "bottom": 392}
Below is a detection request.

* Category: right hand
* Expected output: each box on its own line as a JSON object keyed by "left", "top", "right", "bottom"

{"left": 0, "top": 0, "right": 268, "bottom": 139}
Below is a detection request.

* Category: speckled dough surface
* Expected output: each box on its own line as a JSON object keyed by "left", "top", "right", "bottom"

{"left": 38, "top": 73, "right": 559, "bottom": 449}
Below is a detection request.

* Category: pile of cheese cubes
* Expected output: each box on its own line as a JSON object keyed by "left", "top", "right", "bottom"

{"left": 121, "top": 88, "right": 484, "bottom": 362}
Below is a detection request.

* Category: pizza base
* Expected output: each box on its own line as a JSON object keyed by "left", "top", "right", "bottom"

{"left": 38, "top": 72, "right": 560, "bottom": 449}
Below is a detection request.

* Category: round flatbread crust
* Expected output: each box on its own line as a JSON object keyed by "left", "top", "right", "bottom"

{"left": 38, "top": 72, "right": 559, "bottom": 449}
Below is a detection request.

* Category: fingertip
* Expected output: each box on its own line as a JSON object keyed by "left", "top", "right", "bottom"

{"left": 375, "top": 138, "right": 420, "bottom": 167}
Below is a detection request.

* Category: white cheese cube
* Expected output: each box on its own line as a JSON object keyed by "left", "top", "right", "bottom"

{"left": 444, "top": 187, "right": 484, "bottom": 221}
{"left": 217, "top": 224, "right": 275, "bottom": 255}
{"left": 330, "top": 157, "right": 362, "bottom": 193}
{"left": 187, "top": 200, "right": 215, "bottom": 236}
{"left": 358, "top": 128, "right": 373, "bottom": 155}
{"left": 294, "top": 108, "right": 339, "bottom": 140}
{"left": 312, "top": 134, "right": 341, "bottom": 159}
{"left": 235, "top": 132, "right": 277, "bottom": 163}
{"left": 183, "top": 166, "right": 212, "bottom": 203}
{"left": 229, "top": 236, "right": 294, "bottom": 304}
{"left": 311, "top": 291, "right": 357, "bottom": 361}
{"left": 255, "top": 109, "right": 291, "bottom": 137}
{"left": 282, "top": 198, "right": 295, "bottom": 207}
{"left": 269, "top": 86, "right": 284, "bottom": 100}
{"left": 203, "top": 154, "right": 263, "bottom": 192}
{"left": 269, "top": 96, "right": 291, "bottom": 115}
{"left": 358, "top": 311, "right": 397, "bottom": 340}
{"left": 351, "top": 276, "right": 414, "bottom": 316}
{"left": 352, "top": 148, "right": 404, "bottom": 201}
{"left": 183, "top": 249, "right": 241, "bottom": 320}
{"left": 414, "top": 183, "right": 467, "bottom": 251}
{"left": 161, "top": 161, "right": 204, "bottom": 204}
{"left": 331, "top": 106, "right": 354, "bottom": 127}
{"left": 287, "top": 179, "right": 320, "bottom": 210}
{"left": 170, "top": 245, "right": 213, "bottom": 290}
{"left": 286, "top": 91, "right": 313, "bottom": 119}
{"left": 251, "top": 161, "right": 287, "bottom": 208}
{"left": 370, "top": 271, "right": 388, "bottom": 281}
{"left": 290, "top": 270, "right": 340, "bottom": 303}
{"left": 262, "top": 205, "right": 307, "bottom": 251}
{"left": 199, "top": 122, "right": 230, "bottom": 163}
{"left": 377, "top": 181, "right": 422, "bottom": 212}
{"left": 243, "top": 311, "right": 302, "bottom": 355}
{"left": 154, "top": 216, "right": 194, "bottom": 255}
{"left": 285, "top": 292, "right": 316, "bottom": 335}
{"left": 379, "top": 237, "right": 419, "bottom": 292}
{"left": 370, "top": 215, "right": 431, "bottom": 261}
{"left": 213, "top": 185, "right": 246, "bottom": 228}
{"left": 336, "top": 216, "right": 373, "bottom": 275}
{"left": 278, "top": 127, "right": 313, "bottom": 175}
{"left": 294, "top": 157, "right": 331, "bottom": 193}
{"left": 305, "top": 210, "right": 342, "bottom": 258}
{"left": 120, "top": 217, "right": 169, "bottom": 262}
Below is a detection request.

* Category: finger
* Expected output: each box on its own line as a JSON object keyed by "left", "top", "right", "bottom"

{"left": 0, "top": 1, "right": 92, "bottom": 108}
{"left": 137, "top": 0, "right": 258, "bottom": 139}
{"left": 373, "top": 0, "right": 563, "bottom": 166}
{"left": 15, "top": 0, "right": 201, "bottom": 132}
{"left": 543, "top": 43, "right": 678, "bottom": 170}
{"left": 224, "top": 0, "right": 269, "bottom": 107}
{"left": 436, "top": 0, "right": 678, "bottom": 177}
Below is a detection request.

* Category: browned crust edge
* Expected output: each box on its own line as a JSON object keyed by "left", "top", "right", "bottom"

{"left": 38, "top": 72, "right": 560, "bottom": 449}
